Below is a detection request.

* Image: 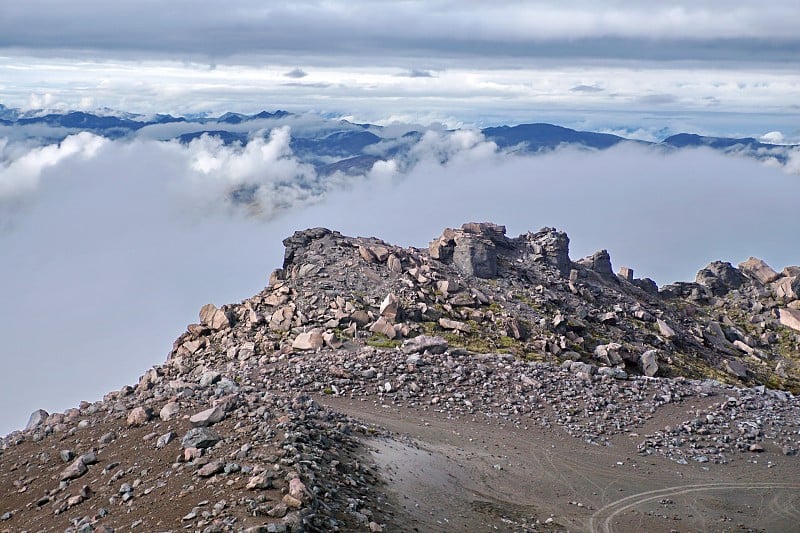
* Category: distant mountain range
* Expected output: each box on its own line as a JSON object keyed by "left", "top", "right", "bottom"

{"left": 1, "top": 104, "right": 796, "bottom": 172}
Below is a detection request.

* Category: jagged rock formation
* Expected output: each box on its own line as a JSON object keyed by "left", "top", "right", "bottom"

{"left": 1, "top": 222, "right": 799, "bottom": 532}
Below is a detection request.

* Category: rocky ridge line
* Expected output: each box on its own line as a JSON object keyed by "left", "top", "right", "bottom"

{"left": 1, "top": 222, "right": 799, "bottom": 532}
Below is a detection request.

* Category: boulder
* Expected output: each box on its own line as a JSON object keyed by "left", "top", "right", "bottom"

{"left": 723, "top": 359, "right": 748, "bottom": 379}
{"left": 452, "top": 233, "right": 497, "bottom": 278}
{"left": 656, "top": 319, "right": 677, "bottom": 340}
{"left": 593, "top": 343, "right": 623, "bottom": 366}
{"left": 402, "top": 335, "right": 448, "bottom": 354}
{"left": 60, "top": 458, "right": 88, "bottom": 481}
{"left": 25, "top": 409, "right": 49, "bottom": 431}
{"left": 618, "top": 267, "right": 634, "bottom": 282}
{"left": 379, "top": 293, "right": 399, "bottom": 320}
{"left": 181, "top": 427, "right": 222, "bottom": 449}
{"left": 738, "top": 257, "right": 780, "bottom": 284}
{"left": 695, "top": 261, "right": 746, "bottom": 296}
{"left": 773, "top": 276, "right": 800, "bottom": 302}
{"left": 438, "top": 317, "right": 471, "bottom": 333}
{"left": 199, "top": 303, "right": 231, "bottom": 330}
{"left": 779, "top": 307, "right": 800, "bottom": 333}
{"left": 429, "top": 228, "right": 456, "bottom": 262}
{"left": 126, "top": 407, "right": 152, "bottom": 427}
{"left": 460, "top": 222, "right": 510, "bottom": 246}
{"left": 639, "top": 350, "right": 659, "bottom": 377}
{"left": 577, "top": 249, "right": 613, "bottom": 277}
{"left": 281, "top": 227, "right": 333, "bottom": 268}
{"left": 269, "top": 305, "right": 295, "bottom": 331}
{"left": 369, "top": 317, "right": 396, "bottom": 339}
{"left": 189, "top": 405, "right": 226, "bottom": 427}
{"left": 292, "top": 330, "right": 324, "bottom": 350}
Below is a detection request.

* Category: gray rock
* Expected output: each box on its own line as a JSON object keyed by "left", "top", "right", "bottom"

{"left": 577, "top": 249, "right": 613, "bottom": 276}
{"left": 189, "top": 405, "right": 226, "bottom": 427}
{"left": 773, "top": 276, "right": 800, "bottom": 302}
{"left": 778, "top": 308, "right": 800, "bottom": 332}
{"left": 695, "top": 261, "right": 746, "bottom": 296}
{"left": 640, "top": 350, "right": 659, "bottom": 377}
{"left": 181, "top": 427, "right": 222, "bottom": 449}
{"left": 723, "top": 359, "right": 748, "bottom": 379}
{"left": 156, "top": 431, "right": 175, "bottom": 448}
{"left": 292, "top": 330, "right": 324, "bottom": 350}
{"left": 738, "top": 257, "right": 780, "bottom": 284}
{"left": 199, "top": 303, "right": 231, "bottom": 330}
{"left": 160, "top": 401, "right": 180, "bottom": 421}
{"left": 453, "top": 233, "right": 497, "bottom": 278}
{"left": 25, "top": 409, "right": 48, "bottom": 431}
{"left": 60, "top": 458, "right": 88, "bottom": 481}
{"left": 402, "top": 335, "right": 448, "bottom": 354}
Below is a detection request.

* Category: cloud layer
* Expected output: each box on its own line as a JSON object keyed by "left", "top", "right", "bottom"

{"left": 0, "top": 2, "right": 798, "bottom": 138}
{"left": 1, "top": 128, "right": 799, "bottom": 434}
{"left": 2, "top": 1, "right": 799, "bottom": 62}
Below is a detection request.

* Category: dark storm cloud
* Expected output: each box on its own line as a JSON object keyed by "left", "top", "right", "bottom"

{"left": 1, "top": 1, "right": 798, "bottom": 67}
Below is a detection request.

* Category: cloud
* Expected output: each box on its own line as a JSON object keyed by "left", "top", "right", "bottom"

{"left": 398, "top": 69, "right": 435, "bottom": 78}
{"left": 284, "top": 68, "right": 308, "bottom": 79}
{"left": 1, "top": 1, "right": 799, "bottom": 65}
{"left": 635, "top": 93, "right": 679, "bottom": 105}
{"left": 761, "top": 131, "right": 785, "bottom": 144}
{"left": 570, "top": 84, "right": 604, "bottom": 93}
{"left": 1, "top": 129, "right": 799, "bottom": 436}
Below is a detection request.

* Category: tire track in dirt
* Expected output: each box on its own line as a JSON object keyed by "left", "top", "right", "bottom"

{"left": 588, "top": 482, "right": 800, "bottom": 533}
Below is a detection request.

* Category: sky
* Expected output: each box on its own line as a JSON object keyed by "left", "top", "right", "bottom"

{"left": 0, "top": 1, "right": 799, "bottom": 137}
{"left": 1, "top": 1, "right": 799, "bottom": 435}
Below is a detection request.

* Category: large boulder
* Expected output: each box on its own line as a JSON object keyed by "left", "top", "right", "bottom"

{"left": 199, "top": 303, "right": 231, "bottom": 330}
{"left": 738, "top": 257, "right": 780, "bottom": 284}
{"left": 695, "top": 261, "right": 746, "bottom": 296}
{"left": 639, "top": 350, "right": 659, "bottom": 377}
{"left": 25, "top": 409, "right": 49, "bottom": 431}
{"left": 773, "top": 276, "right": 800, "bottom": 302}
{"left": 779, "top": 308, "right": 800, "bottom": 332}
{"left": 576, "top": 249, "right": 614, "bottom": 277}
{"left": 452, "top": 233, "right": 497, "bottom": 278}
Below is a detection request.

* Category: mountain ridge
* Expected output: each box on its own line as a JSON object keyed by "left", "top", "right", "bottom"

{"left": 1, "top": 222, "right": 799, "bottom": 531}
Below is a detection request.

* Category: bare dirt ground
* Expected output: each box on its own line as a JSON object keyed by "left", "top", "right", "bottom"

{"left": 320, "top": 396, "right": 800, "bottom": 533}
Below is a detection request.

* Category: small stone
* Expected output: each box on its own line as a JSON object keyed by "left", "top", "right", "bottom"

{"left": 189, "top": 405, "right": 226, "bottom": 427}
{"left": 197, "top": 461, "right": 225, "bottom": 477}
{"left": 282, "top": 493, "right": 303, "bottom": 509}
{"left": 156, "top": 431, "right": 175, "bottom": 449}
{"left": 246, "top": 472, "right": 274, "bottom": 490}
{"left": 60, "top": 458, "right": 88, "bottom": 481}
{"left": 98, "top": 431, "right": 116, "bottom": 445}
{"left": 59, "top": 450, "right": 74, "bottom": 463}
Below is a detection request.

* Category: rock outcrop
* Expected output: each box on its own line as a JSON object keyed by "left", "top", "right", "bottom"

{"left": 1, "top": 222, "right": 799, "bottom": 532}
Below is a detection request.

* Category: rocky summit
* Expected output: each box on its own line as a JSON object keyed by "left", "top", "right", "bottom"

{"left": 2, "top": 222, "right": 800, "bottom": 532}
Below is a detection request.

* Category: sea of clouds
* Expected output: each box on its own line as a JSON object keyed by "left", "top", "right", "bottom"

{"left": 1, "top": 125, "right": 799, "bottom": 434}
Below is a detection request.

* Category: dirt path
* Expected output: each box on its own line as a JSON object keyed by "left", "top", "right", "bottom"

{"left": 319, "top": 395, "right": 800, "bottom": 532}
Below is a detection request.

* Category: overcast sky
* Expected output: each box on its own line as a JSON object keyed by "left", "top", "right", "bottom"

{"left": 1, "top": 1, "right": 799, "bottom": 136}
